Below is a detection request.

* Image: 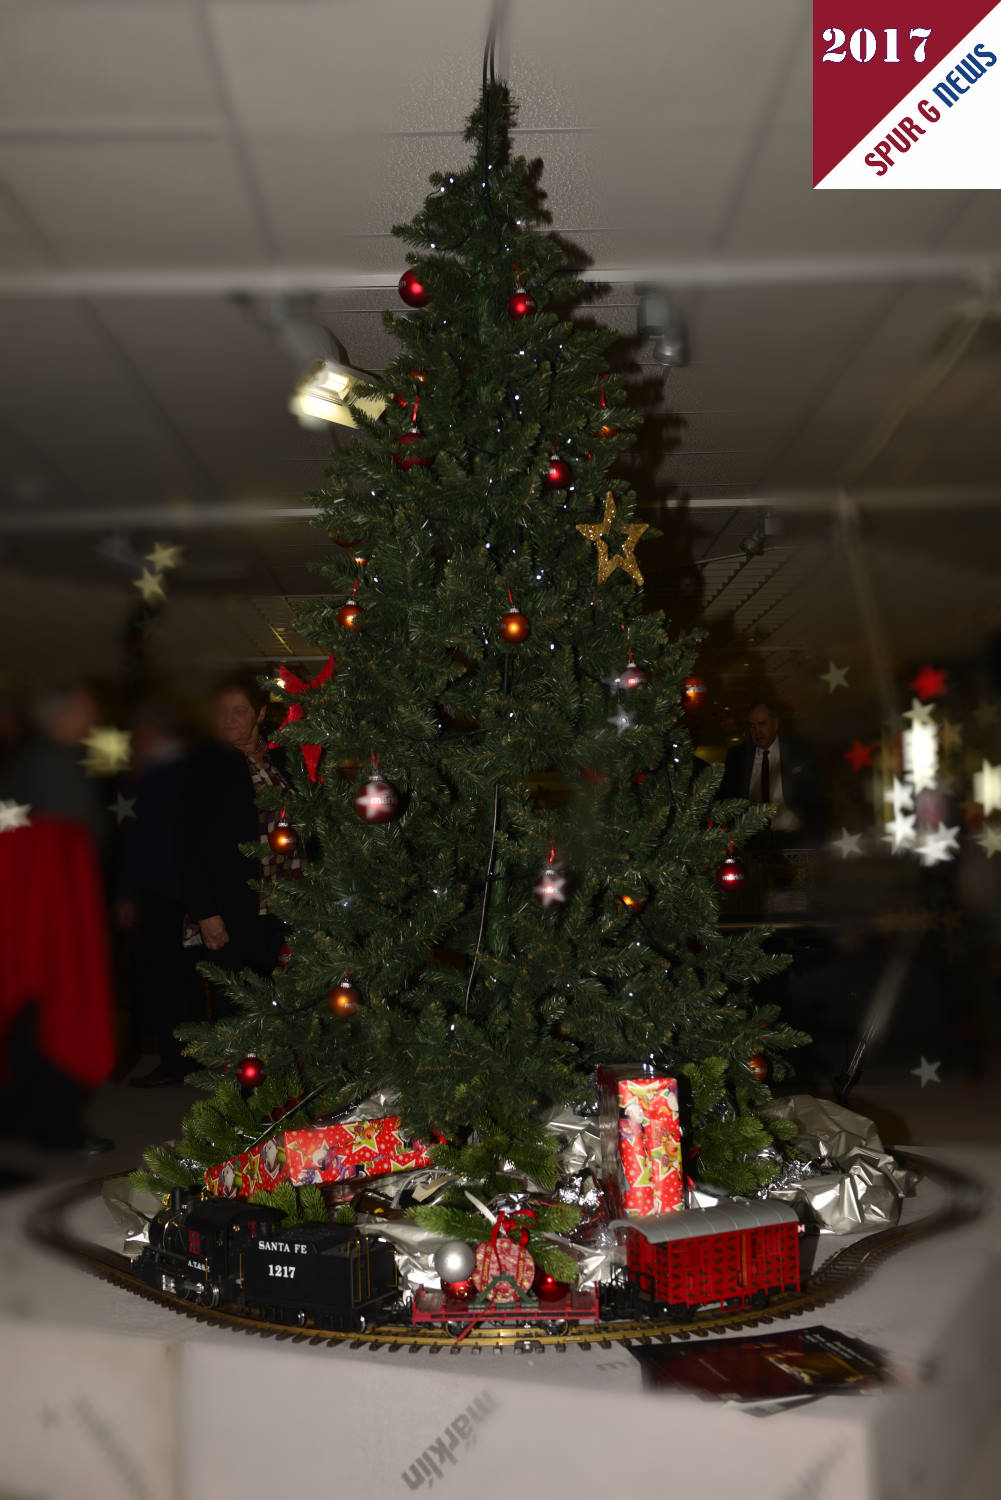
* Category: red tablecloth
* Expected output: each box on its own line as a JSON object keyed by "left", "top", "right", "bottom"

{"left": 0, "top": 815, "right": 115, "bottom": 1088}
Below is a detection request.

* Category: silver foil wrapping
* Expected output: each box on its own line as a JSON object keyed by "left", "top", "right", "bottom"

{"left": 315, "top": 1086, "right": 402, "bottom": 1125}
{"left": 355, "top": 1219, "right": 451, "bottom": 1299}
{"left": 101, "top": 1175, "right": 163, "bottom": 1255}
{"left": 541, "top": 1105, "right": 602, "bottom": 1178}
{"left": 761, "top": 1095, "right": 920, "bottom": 1234}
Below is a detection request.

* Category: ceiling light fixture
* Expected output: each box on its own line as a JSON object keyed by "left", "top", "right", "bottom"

{"left": 288, "top": 359, "right": 386, "bottom": 429}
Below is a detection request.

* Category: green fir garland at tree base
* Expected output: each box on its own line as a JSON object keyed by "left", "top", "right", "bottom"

{"left": 133, "top": 82, "right": 809, "bottom": 1225}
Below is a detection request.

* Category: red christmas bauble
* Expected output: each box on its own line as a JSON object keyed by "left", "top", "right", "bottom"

{"left": 235, "top": 1056, "right": 265, "bottom": 1088}
{"left": 398, "top": 268, "right": 429, "bottom": 307}
{"left": 394, "top": 427, "right": 430, "bottom": 470}
{"left": 747, "top": 1053, "right": 768, "bottom": 1082}
{"left": 336, "top": 600, "right": 363, "bottom": 630}
{"left": 533, "top": 1267, "right": 571, "bottom": 1302}
{"left": 508, "top": 288, "right": 536, "bottom": 319}
{"left": 682, "top": 675, "right": 708, "bottom": 710}
{"left": 268, "top": 820, "right": 298, "bottom": 853}
{"left": 500, "top": 608, "right": 531, "bottom": 644}
{"left": 276, "top": 942, "right": 292, "bottom": 969}
{"left": 441, "top": 1278, "right": 476, "bottom": 1302}
{"left": 354, "top": 776, "right": 400, "bottom": 824}
{"left": 617, "top": 662, "right": 647, "bottom": 690}
{"left": 715, "top": 854, "right": 745, "bottom": 891}
{"left": 327, "top": 982, "right": 360, "bottom": 1018}
{"left": 542, "top": 456, "right": 573, "bottom": 490}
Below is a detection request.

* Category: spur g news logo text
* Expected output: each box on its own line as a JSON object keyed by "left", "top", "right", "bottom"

{"left": 813, "top": 4, "right": 1001, "bottom": 189}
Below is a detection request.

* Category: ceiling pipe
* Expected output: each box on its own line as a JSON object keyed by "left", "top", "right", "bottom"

{"left": 2, "top": 488, "right": 1000, "bottom": 534}
{"left": 0, "top": 255, "right": 999, "bottom": 298}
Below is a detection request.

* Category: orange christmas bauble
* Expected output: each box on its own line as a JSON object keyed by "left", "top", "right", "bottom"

{"left": 336, "top": 601, "right": 363, "bottom": 630}
{"left": 747, "top": 1053, "right": 768, "bottom": 1082}
{"left": 327, "top": 982, "right": 360, "bottom": 1017}
{"left": 500, "top": 609, "right": 531, "bottom": 644}
{"left": 682, "top": 675, "right": 708, "bottom": 710}
{"left": 268, "top": 821, "right": 297, "bottom": 853}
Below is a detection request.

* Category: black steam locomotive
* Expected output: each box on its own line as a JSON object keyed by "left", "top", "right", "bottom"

{"left": 134, "top": 1191, "right": 401, "bottom": 1330}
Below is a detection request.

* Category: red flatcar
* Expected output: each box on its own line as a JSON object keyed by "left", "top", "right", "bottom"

{"left": 611, "top": 1201, "right": 803, "bottom": 1316}
{"left": 411, "top": 1287, "right": 600, "bottom": 1332}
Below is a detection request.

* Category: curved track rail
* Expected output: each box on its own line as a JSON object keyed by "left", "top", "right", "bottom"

{"left": 26, "top": 1152, "right": 980, "bottom": 1352}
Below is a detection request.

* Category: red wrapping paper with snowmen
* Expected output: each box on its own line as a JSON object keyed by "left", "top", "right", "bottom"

{"left": 596, "top": 1066, "right": 684, "bottom": 1218}
{"left": 282, "top": 1117, "right": 431, "bottom": 1185}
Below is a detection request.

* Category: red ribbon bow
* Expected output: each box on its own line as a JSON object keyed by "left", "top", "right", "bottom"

{"left": 490, "top": 1207, "right": 537, "bottom": 1250}
{"left": 271, "top": 653, "right": 337, "bottom": 781}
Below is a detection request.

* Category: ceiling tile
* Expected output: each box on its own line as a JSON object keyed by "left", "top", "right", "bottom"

{"left": 512, "top": 0, "right": 800, "bottom": 129}
{"left": 0, "top": 299, "right": 202, "bottom": 503}
{"left": 90, "top": 296, "right": 331, "bottom": 501}
{"left": 719, "top": 127, "right": 968, "bottom": 252}
{"left": 0, "top": 3, "right": 220, "bottom": 125}
{"left": 0, "top": 141, "right": 267, "bottom": 264}
{"left": 210, "top": 0, "right": 490, "bottom": 135}
{"left": 0, "top": 190, "right": 46, "bottom": 269}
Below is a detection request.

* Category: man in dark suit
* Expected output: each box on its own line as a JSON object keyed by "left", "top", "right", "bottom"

{"left": 719, "top": 700, "right": 826, "bottom": 843}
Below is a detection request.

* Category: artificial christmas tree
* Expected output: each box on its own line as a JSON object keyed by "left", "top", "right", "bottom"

{"left": 134, "top": 83, "right": 805, "bottom": 1245}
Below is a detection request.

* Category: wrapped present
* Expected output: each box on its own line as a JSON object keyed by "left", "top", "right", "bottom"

{"left": 283, "top": 1117, "right": 431, "bottom": 1186}
{"left": 596, "top": 1066, "right": 684, "bottom": 1218}
{"left": 203, "top": 1135, "right": 288, "bottom": 1199}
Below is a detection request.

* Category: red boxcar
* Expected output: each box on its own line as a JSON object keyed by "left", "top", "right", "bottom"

{"left": 613, "top": 1201, "right": 803, "bottom": 1313}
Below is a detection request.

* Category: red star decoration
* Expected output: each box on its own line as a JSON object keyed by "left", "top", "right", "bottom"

{"left": 843, "top": 740, "right": 875, "bottom": 773}
{"left": 910, "top": 664, "right": 948, "bottom": 701}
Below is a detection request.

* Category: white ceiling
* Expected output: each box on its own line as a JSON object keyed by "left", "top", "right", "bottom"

{"left": 0, "top": 0, "right": 999, "bottom": 687}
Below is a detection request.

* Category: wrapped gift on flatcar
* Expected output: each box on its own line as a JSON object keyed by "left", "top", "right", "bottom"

{"left": 611, "top": 1200, "right": 803, "bottom": 1315}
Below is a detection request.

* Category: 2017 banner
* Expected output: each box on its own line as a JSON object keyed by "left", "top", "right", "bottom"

{"left": 814, "top": 4, "right": 1001, "bottom": 187}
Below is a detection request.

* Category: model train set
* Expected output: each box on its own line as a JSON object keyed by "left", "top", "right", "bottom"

{"left": 26, "top": 1146, "right": 979, "bottom": 1352}
{"left": 132, "top": 1186, "right": 805, "bottom": 1337}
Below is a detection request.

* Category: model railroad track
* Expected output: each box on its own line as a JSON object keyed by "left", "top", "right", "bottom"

{"left": 26, "top": 1151, "right": 981, "bottom": 1352}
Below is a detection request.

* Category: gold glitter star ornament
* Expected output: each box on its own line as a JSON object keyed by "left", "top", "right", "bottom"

{"left": 82, "top": 726, "right": 132, "bottom": 776}
{"left": 575, "top": 491, "right": 648, "bottom": 587}
{"left": 145, "top": 540, "right": 184, "bottom": 572}
{"left": 133, "top": 568, "right": 167, "bottom": 605}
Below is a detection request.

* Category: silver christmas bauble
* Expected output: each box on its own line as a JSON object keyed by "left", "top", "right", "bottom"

{"left": 433, "top": 1239, "right": 476, "bottom": 1283}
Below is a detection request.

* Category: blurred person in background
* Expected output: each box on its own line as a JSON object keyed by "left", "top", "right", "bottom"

{"left": 719, "top": 698, "right": 827, "bottom": 843}
{"left": 0, "top": 681, "right": 106, "bottom": 852}
{"left": 0, "top": 682, "right": 114, "bottom": 1152}
{"left": 0, "top": 687, "right": 27, "bottom": 776}
{"left": 118, "top": 701, "right": 202, "bottom": 1089}
{"left": 180, "top": 674, "right": 303, "bottom": 1011}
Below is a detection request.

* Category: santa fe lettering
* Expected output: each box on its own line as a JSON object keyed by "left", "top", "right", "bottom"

{"left": 863, "top": 42, "right": 997, "bottom": 175}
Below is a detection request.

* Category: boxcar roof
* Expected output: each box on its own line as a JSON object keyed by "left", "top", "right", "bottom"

{"left": 610, "top": 1200, "right": 801, "bottom": 1242}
